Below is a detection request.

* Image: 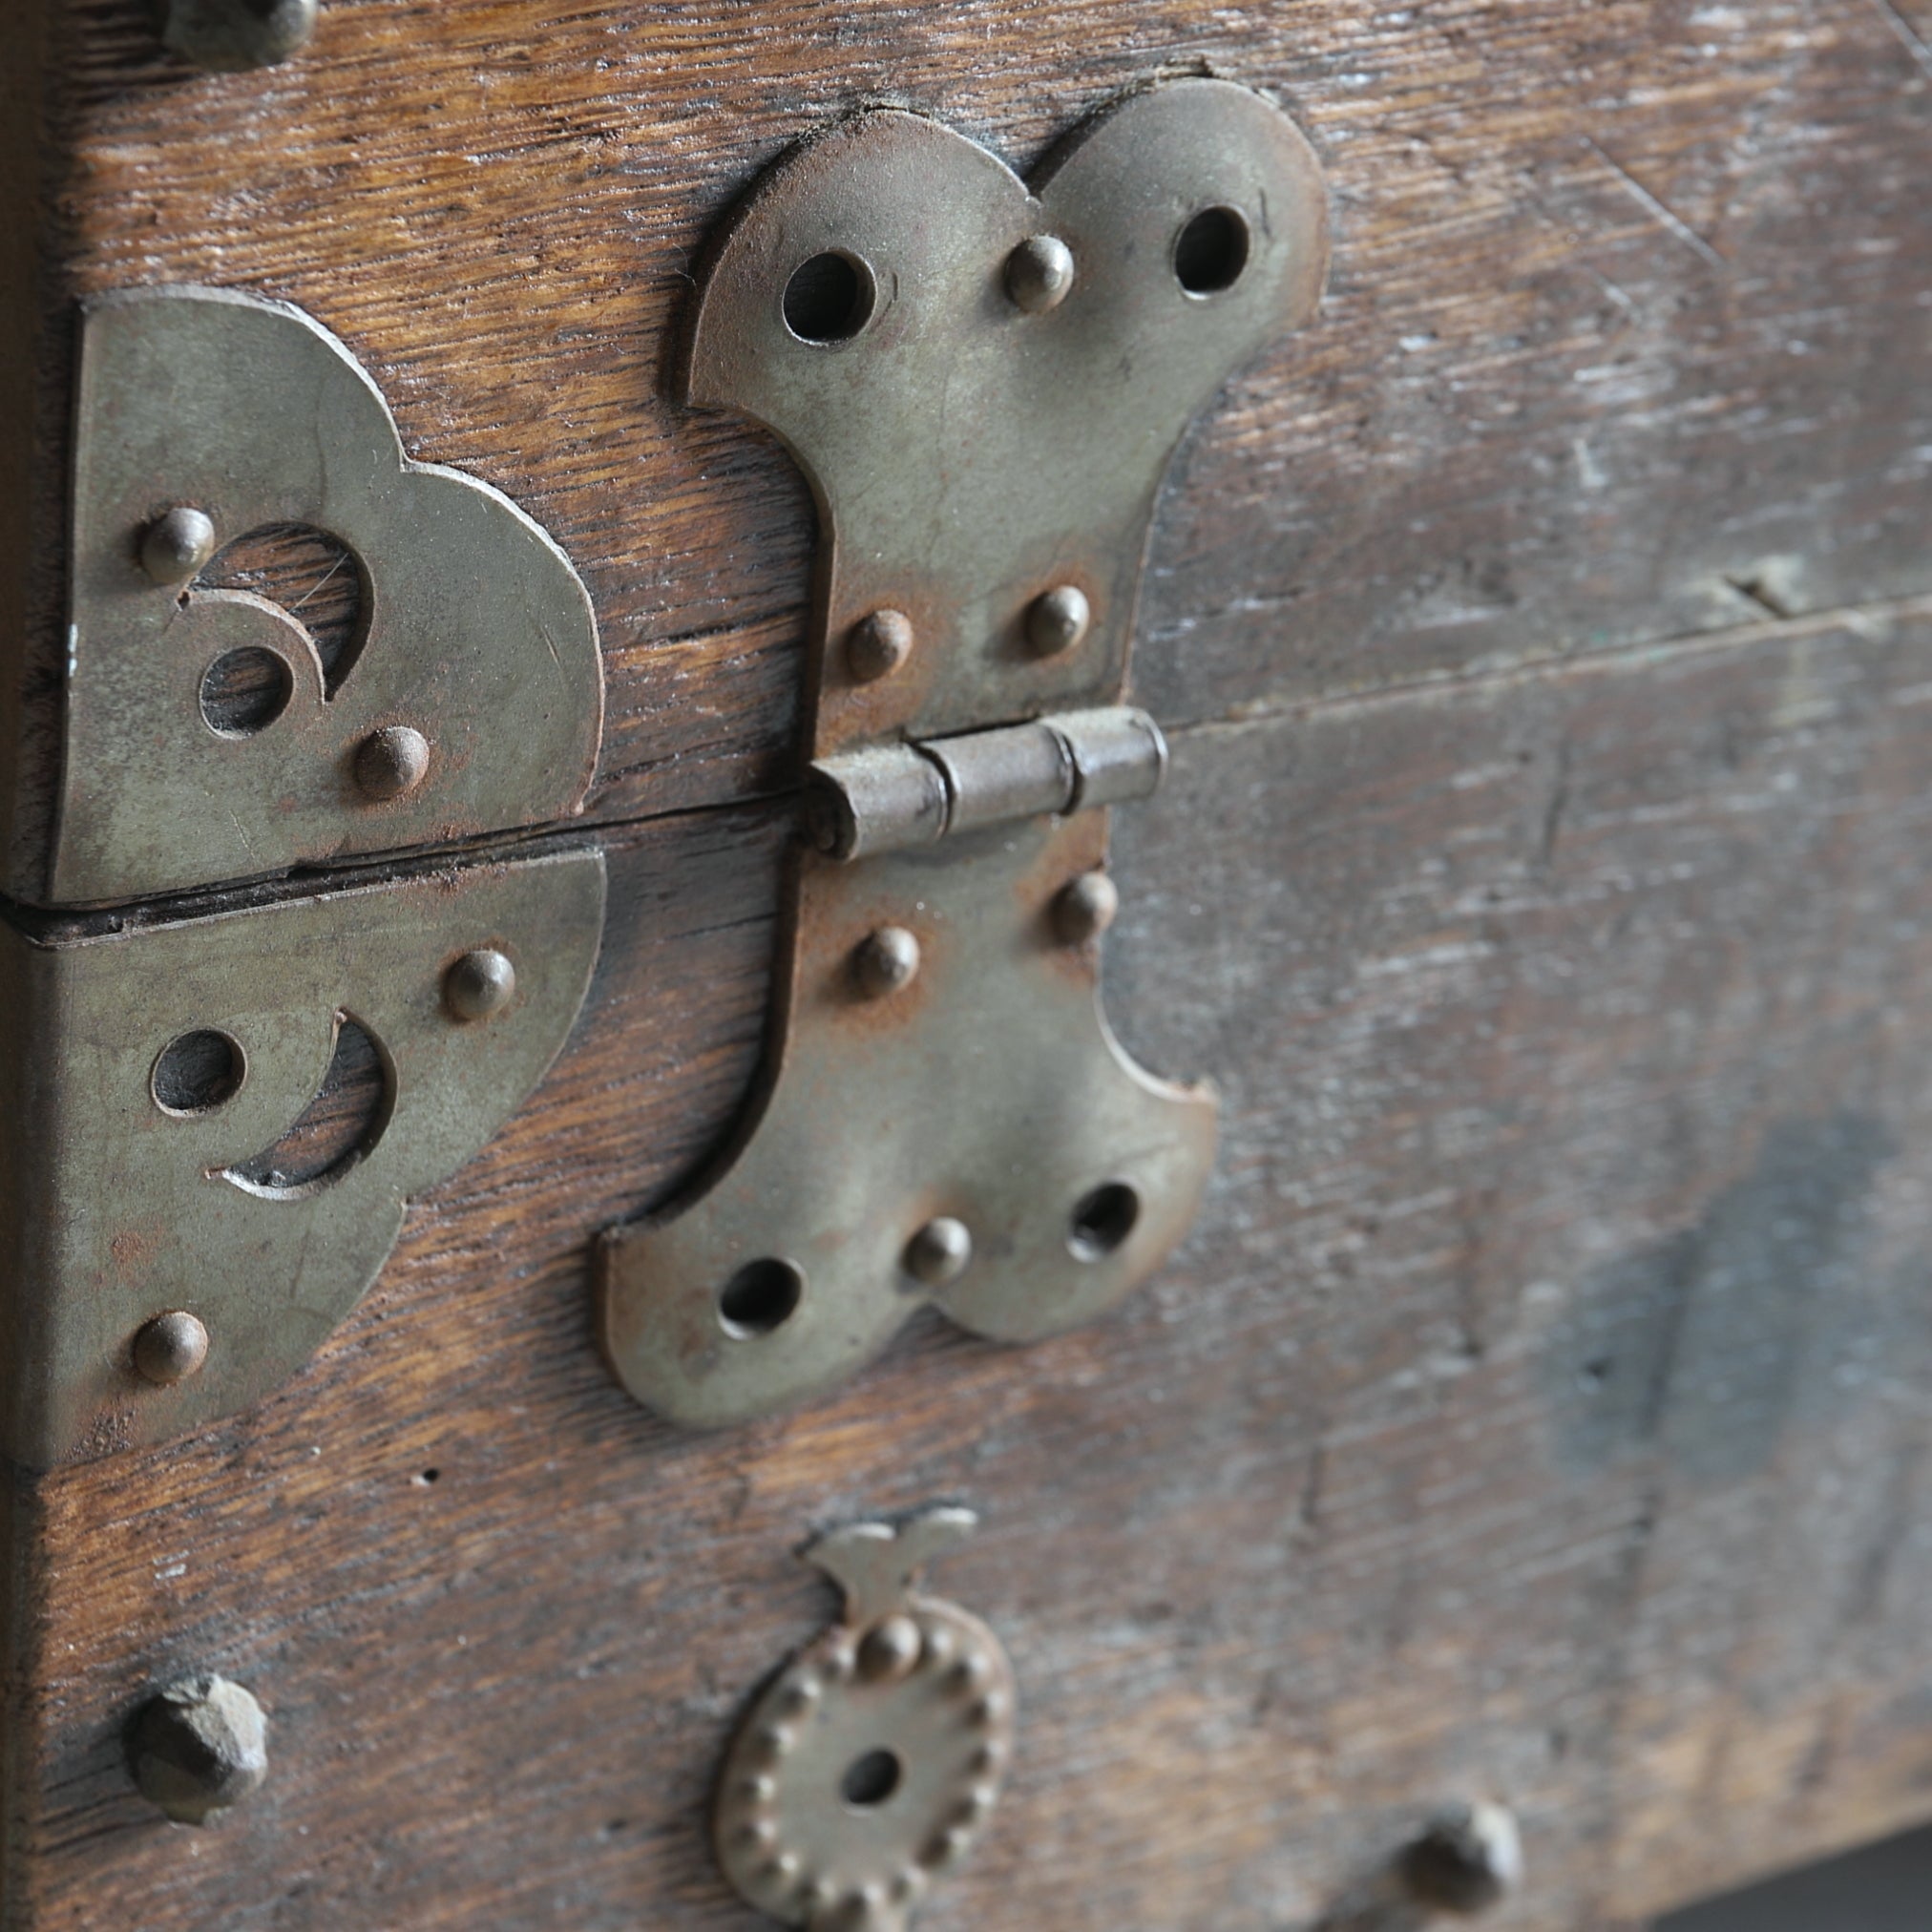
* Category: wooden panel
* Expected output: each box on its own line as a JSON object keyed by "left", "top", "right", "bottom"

{"left": 14, "top": 601, "right": 1932, "bottom": 1929}
{"left": 6, "top": 0, "right": 1931, "bottom": 894}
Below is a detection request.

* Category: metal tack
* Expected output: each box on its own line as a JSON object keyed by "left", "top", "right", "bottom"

{"left": 132, "top": 1310, "right": 210, "bottom": 1387}
{"left": 444, "top": 948, "right": 517, "bottom": 1023}
{"left": 853, "top": 926, "right": 922, "bottom": 998}
{"left": 1005, "top": 234, "right": 1077, "bottom": 314}
{"left": 140, "top": 506, "right": 217, "bottom": 587}
{"left": 353, "top": 724, "right": 432, "bottom": 802}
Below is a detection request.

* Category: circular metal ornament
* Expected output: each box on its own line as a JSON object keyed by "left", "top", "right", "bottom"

{"left": 714, "top": 1510, "right": 1014, "bottom": 1932}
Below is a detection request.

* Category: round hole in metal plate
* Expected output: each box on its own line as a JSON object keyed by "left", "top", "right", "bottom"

{"left": 152, "top": 1029, "right": 246, "bottom": 1115}
{"left": 1068, "top": 1182, "right": 1141, "bottom": 1262}
{"left": 840, "top": 1748, "right": 903, "bottom": 1810}
{"left": 783, "top": 250, "right": 877, "bottom": 345}
{"left": 718, "top": 1258, "right": 805, "bottom": 1337}
{"left": 1173, "top": 205, "right": 1250, "bottom": 296}
{"left": 200, "top": 646, "right": 294, "bottom": 736}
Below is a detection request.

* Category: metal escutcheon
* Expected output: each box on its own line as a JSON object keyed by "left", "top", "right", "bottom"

{"left": 714, "top": 1508, "right": 1015, "bottom": 1932}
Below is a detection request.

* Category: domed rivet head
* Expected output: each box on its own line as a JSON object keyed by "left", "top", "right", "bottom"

{"left": 132, "top": 1311, "right": 210, "bottom": 1388}
{"left": 904, "top": 1216, "right": 972, "bottom": 1288}
{"left": 922, "top": 1825, "right": 973, "bottom": 1870}
{"left": 853, "top": 925, "right": 921, "bottom": 999}
{"left": 1052, "top": 870, "right": 1119, "bottom": 945}
{"left": 139, "top": 506, "right": 217, "bottom": 587}
{"left": 1025, "top": 583, "right": 1091, "bottom": 657}
{"left": 1006, "top": 234, "right": 1076, "bottom": 314}
{"left": 778, "top": 1673, "right": 823, "bottom": 1716}
{"left": 948, "top": 1649, "right": 994, "bottom": 1694}
{"left": 353, "top": 724, "right": 431, "bottom": 802}
{"left": 968, "top": 1690, "right": 1006, "bottom": 1728}
{"left": 443, "top": 948, "right": 516, "bottom": 1023}
{"left": 1399, "top": 1801, "right": 1523, "bottom": 1916}
{"left": 159, "top": 0, "right": 320, "bottom": 71}
{"left": 128, "top": 1676, "right": 267, "bottom": 1825}
{"left": 858, "top": 1612, "right": 925, "bottom": 1682}
{"left": 847, "top": 608, "right": 914, "bottom": 684}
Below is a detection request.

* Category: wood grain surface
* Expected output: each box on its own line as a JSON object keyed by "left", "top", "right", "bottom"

{"left": 4, "top": 0, "right": 1931, "bottom": 895}
{"left": 6, "top": 600, "right": 1932, "bottom": 1931}
{"left": 5, "top": 2, "right": 1932, "bottom": 1928}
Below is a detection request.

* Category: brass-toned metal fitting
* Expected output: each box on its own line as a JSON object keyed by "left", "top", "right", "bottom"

{"left": 1025, "top": 583, "right": 1091, "bottom": 657}
{"left": 847, "top": 608, "right": 915, "bottom": 683}
{"left": 353, "top": 724, "right": 431, "bottom": 802}
{"left": 858, "top": 1613, "right": 924, "bottom": 1682}
{"left": 904, "top": 1216, "right": 973, "bottom": 1286}
{"left": 1053, "top": 870, "right": 1119, "bottom": 944}
{"left": 1005, "top": 234, "right": 1077, "bottom": 314}
{"left": 133, "top": 1310, "right": 210, "bottom": 1387}
{"left": 140, "top": 506, "right": 217, "bottom": 587}
{"left": 444, "top": 948, "right": 517, "bottom": 1023}
{"left": 853, "top": 926, "right": 921, "bottom": 998}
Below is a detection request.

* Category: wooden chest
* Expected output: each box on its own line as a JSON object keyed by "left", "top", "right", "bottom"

{"left": 3, "top": 4, "right": 1931, "bottom": 1927}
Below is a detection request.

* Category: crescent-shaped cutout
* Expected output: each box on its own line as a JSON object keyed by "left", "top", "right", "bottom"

{"left": 222, "top": 1013, "right": 394, "bottom": 1201}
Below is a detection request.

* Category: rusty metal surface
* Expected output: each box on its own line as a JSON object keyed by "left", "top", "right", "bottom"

{"left": 0, "top": 847, "right": 604, "bottom": 1466}
{"left": 598, "top": 814, "right": 1215, "bottom": 1428}
{"left": 52, "top": 286, "right": 604, "bottom": 908}
{"left": 681, "top": 79, "right": 1329, "bottom": 759}
{"left": 713, "top": 1508, "right": 1016, "bottom": 1932}
{"left": 599, "top": 82, "right": 1309, "bottom": 1429}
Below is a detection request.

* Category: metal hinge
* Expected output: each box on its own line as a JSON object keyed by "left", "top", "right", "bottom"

{"left": 598, "top": 78, "right": 1330, "bottom": 1429}
{"left": 1, "top": 288, "right": 607, "bottom": 1465}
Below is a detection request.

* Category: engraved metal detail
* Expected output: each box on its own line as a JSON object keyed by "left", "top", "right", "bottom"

{"left": 715, "top": 1508, "right": 1015, "bottom": 1932}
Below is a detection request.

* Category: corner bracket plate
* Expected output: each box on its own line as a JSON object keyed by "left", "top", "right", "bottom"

{"left": 52, "top": 286, "right": 605, "bottom": 907}
{"left": 598, "top": 80, "right": 1328, "bottom": 1426}
{"left": 0, "top": 848, "right": 604, "bottom": 1466}
{"left": 713, "top": 1506, "right": 1014, "bottom": 1931}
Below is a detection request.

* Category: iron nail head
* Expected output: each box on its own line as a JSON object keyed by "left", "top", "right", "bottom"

{"left": 159, "top": 0, "right": 320, "bottom": 71}
{"left": 1400, "top": 1801, "right": 1524, "bottom": 1916}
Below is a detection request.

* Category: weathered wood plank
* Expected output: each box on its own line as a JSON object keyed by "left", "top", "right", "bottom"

{"left": 6, "top": 0, "right": 1930, "bottom": 894}
{"left": 14, "top": 602, "right": 1932, "bottom": 1929}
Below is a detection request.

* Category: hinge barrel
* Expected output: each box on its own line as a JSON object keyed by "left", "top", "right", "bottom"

{"left": 804, "top": 705, "right": 1167, "bottom": 861}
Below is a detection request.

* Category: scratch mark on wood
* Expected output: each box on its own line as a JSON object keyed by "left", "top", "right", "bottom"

{"left": 1869, "top": 0, "right": 1932, "bottom": 76}
{"left": 1582, "top": 136, "right": 1728, "bottom": 272}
